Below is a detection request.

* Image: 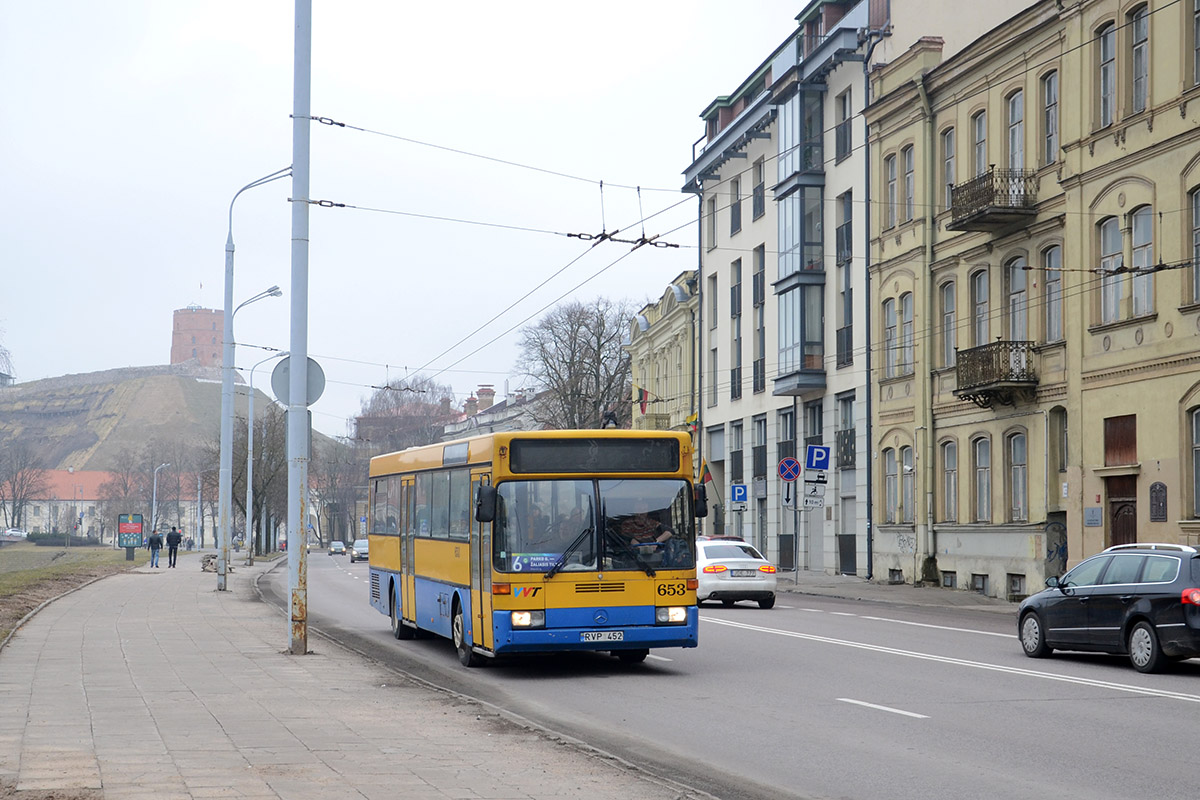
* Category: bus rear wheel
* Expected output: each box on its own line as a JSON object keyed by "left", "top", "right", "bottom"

{"left": 391, "top": 595, "right": 413, "bottom": 640}
{"left": 616, "top": 649, "right": 649, "bottom": 664}
{"left": 452, "top": 602, "right": 483, "bottom": 667}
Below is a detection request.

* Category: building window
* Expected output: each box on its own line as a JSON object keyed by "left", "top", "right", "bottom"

{"left": 1098, "top": 24, "right": 1116, "bottom": 127}
{"left": 941, "top": 281, "right": 956, "bottom": 367}
{"left": 883, "top": 298, "right": 897, "bottom": 378}
{"left": 729, "top": 177, "right": 742, "bottom": 235}
{"left": 1194, "top": 0, "right": 1200, "bottom": 86}
{"left": 731, "top": 260, "right": 742, "bottom": 401}
{"left": 884, "top": 448, "right": 898, "bottom": 523}
{"left": 900, "top": 292, "right": 914, "bottom": 375}
{"left": 835, "top": 89, "right": 852, "bottom": 162}
{"left": 1007, "top": 257, "right": 1028, "bottom": 340}
{"left": 1009, "top": 432, "right": 1028, "bottom": 522}
{"left": 706, "top": 196, "right": 717, "bottom": 250}
{"left": 901, "top": 445, "right": 914, "bottom": 524}
{"left": 885, "top": 154, "right": 897, "bottom": 229}
{"left": 1131, "top": 6, "right": 1149, "bottom": 114}
{"left": 708, "top": 348, "right": 718, "bottom": 406}
{"left": 1050, "top": 406, "right": 1068, "bottom": 473}
{"left": 941, "top": 127, "right": 955, "bottom": 209}
{"left": 1193, "top": 188, "right": 1200, "bottom": 304}
{"left": 1131, "top": 206, "right": 1153, "bottom": 316}
{"left": 974, "top": 437, "right": 992, "bottom": 522}
{"left": 1100, "top": 216, "right": 1123, "bottom": 323}
{"left": 778, "top": 188, "right": 823, "bottom": 277}
{"left": 752, "top": 158, "right": 765, "bottom": 220}
{"left": 972, "top": 111, "right": 987, "bottom": 177}
{"left": 708, "top": 274, "right": 718, "bottom": 329}
{"left": 972, "top": 270, "right": 990, "bottom": 346}
{"left": 942, "top": 440, "right": 958, "bottom": 522}
{"left": 1193, "top": 408, "right": 1200, "bottom": 516}
{"left": 1044, "top": 246, "right": 1063, "bottom": 341}
{"left": 1042, "top": 71, "right": 1058, "bottom": 165}
{"left": 1007, "top": 91, "right": 1024, "bottom": 170}
{"left": 902, "top": 145, "right": 914, "bottom": 222}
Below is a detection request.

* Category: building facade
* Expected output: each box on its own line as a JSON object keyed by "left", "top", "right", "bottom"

{"left": 865, "top": 0, "right": 1200, "bottom": 598}
{"left": 627, "top": 271, "right": 700, "bottom": 436}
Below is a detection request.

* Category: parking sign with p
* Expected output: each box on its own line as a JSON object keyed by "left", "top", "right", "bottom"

{"left": 805, "top": 444, "right": 831, "bottom": 472}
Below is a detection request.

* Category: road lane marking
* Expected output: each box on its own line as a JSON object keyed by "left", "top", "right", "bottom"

{"left": 838, "top": 698, "right": 928, "bottom": 719}
{"left": 859, "top": 615, "right": 1014, "bottom": 639}
{"left": 701, "top": 616, "right": 1200, "bottom": 704}
{"left": 647, "top": 654, "right": 673, "bottom": 662}
{"left": 830, "top": 612, "right": 856, "bottom": 617}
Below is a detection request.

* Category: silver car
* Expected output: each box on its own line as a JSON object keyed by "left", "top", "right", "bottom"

{"left": 696, "top": 537, "right": 777, "bottom": 609}
{"left": 349, "top": 538, "right": 369, "bottom": 563}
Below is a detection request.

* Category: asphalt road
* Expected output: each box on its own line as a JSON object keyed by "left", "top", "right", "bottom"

{"left": 263, "top": 554, "right": 1200, "bottom": 800}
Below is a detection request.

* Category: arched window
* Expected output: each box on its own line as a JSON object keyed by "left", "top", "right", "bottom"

{"left": 1006, "top": 257, "right": 1028, "bottom": 340}
{"left": 885, "top": 154, "right": 897, "bottom": 228}
{"left": 1100, "top": 216, "right": 1123, "bottom": 323}
{"left": 972, "top": 111, "right": 988, "bottom": 177}
{"left": 1043, "top": 246, "right": 1063, "bottom": 341}
{"left": 1193, "top": 408, "right": 1200, "bottom": 517}
{"left": 973, "top": 437, "right": 992, "bottom": 522}
{"left": 972, "top": 271, "right": 990, "bottom": 346}
{"left": 1192, "top": 187, "right": 1200, "bottom": 303}
{"left": 1131, "top": 206, "right": 1154, "bottom": 316}
{"left": 902, "top": 145, "right": 914, "bottom": 221}
{"left": 900, "top": 293, "right": 914, "bottom": 374}
{"left": 1042, "top": 71, "right": 1059, "bottom": 165}
{"left": 883, "top": 448, "right": 898, "bottom": 523}
{"left": 1007, "top": 90, "right": 1024, "bottom": 171}
{"left": 941, "top": 282, "right": 957, "bottom": 367}
{"left": 1008, "top": 432, "right": 1028, "bottom": 522}
{"left": 883, "top": 298, "right": 897, "bottom": 378}
{"left": 942, "top": 128, "right": 955, "bottom": 209}
{"left": 941, "top": 440, "right": 958, "bottom": 522}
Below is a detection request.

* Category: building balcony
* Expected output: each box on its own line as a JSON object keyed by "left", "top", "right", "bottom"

{"left": 633, "top": 413, "right": 672, "bottom": 430}
{"left": 835, "top": 325, "right": 853, "bottom": 367}
{"left": 835, "top": 221, "right": 852, "bottom": 266}
{"left": 835, "top": 428, "right": 856, "bottom": 469}
{"left": 946, "top": 167, "right": 1037, "bottom": 232}
{"left": 953, "top": 341, "right": 1038, "bottom": 409}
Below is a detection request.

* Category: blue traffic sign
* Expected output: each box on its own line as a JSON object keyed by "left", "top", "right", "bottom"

{"left": 778, "top": 457, "right": 802, "bottom": 482}
{"left": 730, "top": 483, "right": 748, "bottom": 503}
{"left": 805, "top": 444, "right": 831, "bottom": 471}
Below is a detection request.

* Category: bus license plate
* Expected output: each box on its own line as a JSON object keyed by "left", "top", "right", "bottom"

{"left": 582, "top": 631, "right": 623, "bottom": 642}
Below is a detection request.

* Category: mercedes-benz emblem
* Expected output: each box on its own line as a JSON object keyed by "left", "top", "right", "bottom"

{"left": 593, "top": 609, "right": 609, "bottom": 625}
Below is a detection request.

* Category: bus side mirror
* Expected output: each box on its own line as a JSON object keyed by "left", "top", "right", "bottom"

{"left": 475, "top": 485, "right": 497, "bottom": 523}
{"left": 694, "top": 483, "right": 709, "bottom": 518}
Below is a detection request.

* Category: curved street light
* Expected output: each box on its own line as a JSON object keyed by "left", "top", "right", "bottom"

{"left": 244, "top": 351, "right": 287, "bottom": 566}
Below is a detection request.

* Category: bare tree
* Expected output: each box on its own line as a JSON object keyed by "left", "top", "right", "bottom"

{"left": 0, "top": 435, "right": 49, "bottom": 529}
{"left": 516, "top": 297, "right": 634, "bottom": 429}
{"left": 311, "top": 438, "right": 370, "bottom": 545}
{"left": 354, "top": 374, "right": 459, "bottom": 452}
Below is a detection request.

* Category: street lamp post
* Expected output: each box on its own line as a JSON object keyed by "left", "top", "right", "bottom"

{"left": 151, "top": 463, "right": 170, "bottom": 537}
{"left": 218, "top": 167, "right": 290, "bottom": 592}
{"left": 245, "top": 351, "right": 287, "bottom": 566}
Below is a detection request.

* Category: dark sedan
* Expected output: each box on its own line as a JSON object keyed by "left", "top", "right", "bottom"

{"left": 1018, "top": 543, "right": 1200, "bottom": 672}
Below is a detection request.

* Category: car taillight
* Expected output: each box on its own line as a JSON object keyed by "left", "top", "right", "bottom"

{"left": 1182, "top": 588, "right": 1200, "bottom": 605}
{"left": 702, "top": 565, "right": 728, "bottom": 573}
{"left": 759, "top": 565, "right": 777, "bottom": 574}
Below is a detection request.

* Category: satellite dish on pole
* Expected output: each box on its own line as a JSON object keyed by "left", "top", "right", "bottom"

{"left": 271, "top": 356, "right": 325, "bottom": 406}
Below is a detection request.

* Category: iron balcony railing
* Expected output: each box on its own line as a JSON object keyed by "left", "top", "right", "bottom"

{"left": 752, "top": 444, "right": 767, "bottom": 479}
{"left": 835, "top": 428, "right": 856, "bottom": 469}
{"left": 836, "top": 325, "right": 853, "bottom": 367}
{"left": 835, "top": 221, "right": 852, "bottom": 266}
{"left": 752, "top": 182, "right": 765, "bottom": 219}
{"left": 835, "top": 119, "right": 852, "bottom": 162}
{"left": 955, "top": 341, "right": 1037, "bottom": 390}
{"left": 729, "top": 449, "right": 744, "bottom": 483}
{"left": 948, "top": 167, "right": 1037, "bottom": 228}
{"left": 777, "top": 439, "right": 796, "bottom": 461}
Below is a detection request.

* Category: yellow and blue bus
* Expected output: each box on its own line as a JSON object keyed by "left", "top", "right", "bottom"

{"left": 366, "top": 430, "right": 705, "bottom": 666}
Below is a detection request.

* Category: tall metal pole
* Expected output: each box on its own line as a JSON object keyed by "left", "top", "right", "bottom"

{"left": 246, "top": 352, "right": 286, "bottom": 566}
{"left": 152, "top": 463, "right": 169, "bottom": 539}
{"left": 288, "top": 0, "right": 313, "bottom": 655}
{"left": 219, "top": 168, "right": 289, "bottom": 592}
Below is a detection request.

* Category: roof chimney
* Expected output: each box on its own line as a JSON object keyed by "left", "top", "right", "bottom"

{"left": 477, "top": 385, "right": 495, "bottom": 411}
{"left": 464, "top": 395, "right": 479, "bottom": 416}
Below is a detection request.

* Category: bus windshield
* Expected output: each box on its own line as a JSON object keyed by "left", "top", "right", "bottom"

{"left": 493, "top": 478, "right": 695, "bottom": 574}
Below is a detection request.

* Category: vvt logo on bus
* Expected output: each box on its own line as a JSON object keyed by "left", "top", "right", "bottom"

{"left": 514, "top": 586, "right": 541, "bottom": 598}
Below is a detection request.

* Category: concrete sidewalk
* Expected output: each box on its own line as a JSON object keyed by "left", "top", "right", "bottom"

{"left": 0, "top": 558, "right": 699, "bottom": 800}
{"left": 777, "top": 568, "right": 1019, "bottom": 615}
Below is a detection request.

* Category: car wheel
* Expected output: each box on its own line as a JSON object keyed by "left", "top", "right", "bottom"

{"left": 1128, "top": 620, "right": 1165, "bottom": 673}
{"left": 1019, "top": 612, "right": 1052, "bottom": 658}
{"left": 758, "top": 595, "right": 776, "bottom": 609}
{"left": 617, "top": 649, "right": 649, "bottom": 664}
{"left": 721, "top": 599, "right": 735, "bottom": 608}
{"left": 391, "top": 596, "right": 414, "bottom": 640}
{"left": 452, "top": 602, "right": 482, "bottom": 667}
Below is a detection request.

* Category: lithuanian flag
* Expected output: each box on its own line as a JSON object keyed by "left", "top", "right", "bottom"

{"left": 698, "top": 460, "right": 712, "bottom": 484}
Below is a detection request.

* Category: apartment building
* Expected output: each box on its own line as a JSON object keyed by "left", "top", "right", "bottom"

{"left": 627, "top": 271, "right": 700, "bottom": 436}
{"left": 865, "top": 0, "right": 1200, "bottom": 597}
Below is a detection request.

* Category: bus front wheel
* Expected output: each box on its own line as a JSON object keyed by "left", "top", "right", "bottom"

{"left": 391, "top": 594, "right": 413, "bottom": 640}
{"left": 452, "top": 602, "right": 483, "bottom": 667}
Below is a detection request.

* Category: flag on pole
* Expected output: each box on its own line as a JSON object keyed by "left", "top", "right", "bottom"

{"left": 635, "top": 386, "right": 651, "bottom": 414}
{"left": 685, "top": 412, "right": 698, "bottom": 435}
{"left": 698, "top": 460, "right": 712, "bottom": 484}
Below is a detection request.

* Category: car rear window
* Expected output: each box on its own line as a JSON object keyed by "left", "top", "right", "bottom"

{"left": 1191, "top": 556, "right": 1200, "bottom": 583}
{"left": 1142, "top": 555, "right": 1179, "bottom": 583}
{"left": 703, "top": 543, "right": 763, "bottom": 560}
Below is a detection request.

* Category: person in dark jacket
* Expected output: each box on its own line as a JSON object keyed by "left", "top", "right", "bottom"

{"left": 146, "top": 530, "right": 164, "bottom": 568}
{"left": 166, "top": 526, "right": 183, "bottom": 568}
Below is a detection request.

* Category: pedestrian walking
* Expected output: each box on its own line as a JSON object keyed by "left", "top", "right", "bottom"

{"left": 166, "top": 526, "right": 182, "bottom": 568}
{"left": 146, "top": 529, "right": 164, "bottom": 568}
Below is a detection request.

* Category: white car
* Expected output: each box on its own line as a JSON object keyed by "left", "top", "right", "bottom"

{"left": 695, "top": 537, "right": 777, "bottom": 609}
{"left": 3, "top": 528, "right": 28, "bottom": 539}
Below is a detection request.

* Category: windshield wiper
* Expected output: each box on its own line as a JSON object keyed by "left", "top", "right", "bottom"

{"left": 545, "top": 526, "right": 594, "bottom": 580}
{"left": 602, "top": 525, "right": 657, "bottom": 577}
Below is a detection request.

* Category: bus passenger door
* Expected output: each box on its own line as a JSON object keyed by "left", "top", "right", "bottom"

{"left": 471, "top": 471, "right": 492, "bottom": 650}
{"left": 401, "top": 477, "right": 415, "bottom": 622}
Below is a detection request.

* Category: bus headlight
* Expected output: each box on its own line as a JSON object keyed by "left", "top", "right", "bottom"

{"left": 656, "top": 606, "right": 687, "bottom": 624}
{"left": 511, "top": 610, "right": 545, "bottom": 628}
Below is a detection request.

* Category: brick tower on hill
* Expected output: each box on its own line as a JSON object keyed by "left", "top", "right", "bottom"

{"left": 171, "top": 305, "right": 224, "bottom": 367}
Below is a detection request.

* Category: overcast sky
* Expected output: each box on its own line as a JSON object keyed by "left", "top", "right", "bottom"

{"left": 1, "top": 1, "right": 797, "bottom": 437}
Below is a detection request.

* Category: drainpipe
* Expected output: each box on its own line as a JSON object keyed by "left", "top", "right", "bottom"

{"left": 915, "top": 74, "right": 937, "bottom": 583}
{"left": 862, "top": 29, "right": 886, "bottom": 581}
